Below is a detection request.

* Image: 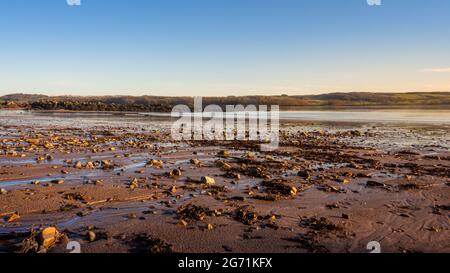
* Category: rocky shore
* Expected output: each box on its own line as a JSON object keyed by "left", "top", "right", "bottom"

{"left": 0, "top": 113, "right": 449, "bottom": 253}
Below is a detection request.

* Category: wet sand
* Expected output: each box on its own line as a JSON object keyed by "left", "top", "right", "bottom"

{"left": 0, "top": 112, "right": 449, "bottom": 253}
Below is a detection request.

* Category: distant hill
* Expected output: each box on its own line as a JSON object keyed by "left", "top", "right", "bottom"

{"left": 297, "top": 92, "right": 450, "bottom": 106}
{"left": 1, "top": 92, "right": 449, "bottom": 112}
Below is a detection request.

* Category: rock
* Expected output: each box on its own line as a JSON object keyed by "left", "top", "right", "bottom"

{"left": 207, "top": 224, "right": 214, "bottom": 230}
{"left": 297, "top": 170, "right": 311, "bottom": 179}
{"left": 218, "top": 150, "right": 231, "bottom": 157}
{"left": 170, "top": 169, "right": 182, "bottom": 177}
{"left": 225, "top": 172, "right": 241, "bottom": 180}
{"left": 290, "top": 186, "right": 298, "bottom": 196}
{"left": 101, "top": 160, "right": 111, "bottom": 167}
{"left": 74, "top": 161, "right": 83, "bottom": 169}
{"left": 216, "top": 160, "right": 232, "bottom": 171}
{"left": 235, "top": 209, "right": 258, "bottom": 225}
{"left": 87, "top": 231, "right": 96, "bottom": 242}
{"left": 171, "top": 185, "right": 177, "bottom": 193}
{"left": 39, "top": 227, "right": 59, "bottom": 249}
{"left": 129, "top": 178, "right": 139, "bottom": 190}
{"left": 201, "top": 176, "right": 216, "bottom": 185}
{"left": 95, "top": 180, "right": 104, "bottom": 186}
{"left": 26, "top": 139, "right": 40, "bottom": 145}
{"left": 52, "top": 180, "right": 65, "bottom": 185}
{"left": 0, "top": 188, "right": 7, "bottom": 195}
{"left": 349, "top": 161, "right": 361, "bottom": 169}
{"left": 7, "top": 212, "right": 20, "bottom": 223}
{"left": 338, "top": 178, "right": 350, "bottom": 184}
{"left": 147, "top": 159, "right": 163, "bottom": 167}
{"left": 366, "top": 181, "right": 386, "bottom": 188}
{"left": 190, "top": 159, "right": 201, "bottom": 165}
{"left": 85, "top": 161, "right": 95, "bottom": 169}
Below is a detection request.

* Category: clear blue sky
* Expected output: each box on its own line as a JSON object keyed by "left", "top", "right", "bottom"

{"left": 1, "top": 0, "right": 450, "bottom": 96}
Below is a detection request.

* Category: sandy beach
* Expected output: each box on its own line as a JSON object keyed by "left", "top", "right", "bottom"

{"left": 0, "top": 110, "right": 449, "bottom": 253}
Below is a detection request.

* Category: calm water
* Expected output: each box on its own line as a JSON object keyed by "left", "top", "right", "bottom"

{"left": 146, "top": 109, "right": 450, "bottom": 125}
{"left": 0, "top": 109, "right": 450, "bottom": 126}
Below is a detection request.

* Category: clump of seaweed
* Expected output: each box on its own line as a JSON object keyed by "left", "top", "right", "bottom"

{"left": 261, "top": 179, "right": 298, "bottom": 197}
{"left": 235, "top": 208, "right": 258, "bottom": 225}
{"left": 300, "top": 217, "right": 342, "bottom": 232}
{"left": 177, "top": 204, "right": 210, "bottom": 222}
{"left": 284, "top": 231, "right": 329, "bottom": 253}
{"left": 130, "top": 234, "right": 172, "bottom": 253}
{"left": 63, "top": 192, "right": 86, "bottom": 202}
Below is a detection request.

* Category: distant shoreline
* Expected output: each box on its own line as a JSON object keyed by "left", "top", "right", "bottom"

{"left": 2, "top": 104, "right": 450, "bottom": 114}
{"left": 2, "top": 92, "right": 450, "bottom": 112}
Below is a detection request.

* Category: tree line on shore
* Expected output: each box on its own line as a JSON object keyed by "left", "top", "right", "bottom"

{"left": 1, "top": 92, "right": 449, "bottom": 112}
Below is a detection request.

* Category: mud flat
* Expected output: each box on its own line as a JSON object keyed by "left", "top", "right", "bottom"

{"left": 0, "top": 111, "right": 449, "bottom": 253}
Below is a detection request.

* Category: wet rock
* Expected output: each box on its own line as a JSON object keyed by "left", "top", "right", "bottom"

{"left": 36, "top": 156, "right": 45, "bottom": 162}
{"left": 128, "top": 213, "right": 137, "bottom": 219}
{"left": 26, "top": 139, "right": 41, "bottom": 145}
{"left": 337, "top": 178, "right": 350, "bottom": 184}
{"left": 397, "top": 183, "right": 424, "bottom": 191}
{"left": 87, "top": 231, "right": 96, "bottom": 242}
{"left": 52, "top": 179, "right": 65, "bottom": 185}
{"left": 325, "top": 203, "right": 340, "bottom": 209}
{"left": 297, "top": 170, "right": 311, "bottom": 179}
{"left": 216, "top": 160, "right": 232, "bottom": 171}
{"left": 218, "top": 150, "right": 231, "bottom": 157}
{"left": 39, "top": 227, "right": 60, "bottom": 249}
{"left": 224, "top": 172, "right": 241, "bottom": 180}
{"left": 201, "top": 176, "right": 216, "bottom": 185}
{"left": 129, "top": 178, "right": 139, "bottom": 190}
{"left": 366, "top": 181, "right": 386, "bottom": 188}
{"left": 94, "top": 179, "right": 104, "bottom": 186}
{"left": 7, "top": 212, "right": 20, "bottom": 223}
{"left": 170, "top": 169, "right": 182, "bottom": 177}
{"left": 101, "top": 160, "right": 114, "bottom": 169}
{"left": 0, "top": 188, "right": 7, "bottom": 195}
{"left": 190, "top": 159, "right": 201, "bottom": 165}
{"left": 349, "top": 161, "right": 361, "bottom": 169}
{"left": 317, "top": 184, "right": 345, "bottom": 193}
{"left": 74, "top": 161, "right": 83, "bottom": 169}
{"left": 147, "top": 159, "right": 163, "bottom": 167}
